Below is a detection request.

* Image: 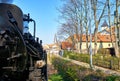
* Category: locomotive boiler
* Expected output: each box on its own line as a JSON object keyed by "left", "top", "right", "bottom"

{"left": 0, "top": 3, "right": 47, "bottom": 81}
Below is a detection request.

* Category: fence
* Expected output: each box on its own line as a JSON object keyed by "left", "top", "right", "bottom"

{"left": 93, "top": 59, "right": 120, "bottom": 70}
{"left": 79, "top": 56, "right": 120, "bottom": 71}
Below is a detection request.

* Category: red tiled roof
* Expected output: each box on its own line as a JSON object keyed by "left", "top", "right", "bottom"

{"left": 97, "top": 34, "right": 115, "bottom": 42}
{"left": 67, "top": 34, "right": 115, "bottom": 42}
{"left": 65, "top": 26, "right": 116, "bottom": 46}
{"left": 61, "top": 42, "right": 72, "bottom": 50}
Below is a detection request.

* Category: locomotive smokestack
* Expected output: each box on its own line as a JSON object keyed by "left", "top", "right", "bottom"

{"left": 0, "top": 0, "right": 13, "bottom": 4}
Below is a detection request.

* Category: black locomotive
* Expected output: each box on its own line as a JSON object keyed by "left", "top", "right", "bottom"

{"left": 0, "top": 3, "right": 47, "bottom": 81}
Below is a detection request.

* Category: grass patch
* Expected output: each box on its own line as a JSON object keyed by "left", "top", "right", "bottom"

{"left": 48, "top": 74, "right": 63, "bottom": 81}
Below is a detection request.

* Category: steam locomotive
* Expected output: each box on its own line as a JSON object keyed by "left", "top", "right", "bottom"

{"left": 0, "top": 3, "right": 47, "bottom": 81}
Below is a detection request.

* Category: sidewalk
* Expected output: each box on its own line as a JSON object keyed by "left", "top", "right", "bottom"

{"left": 59, "top": 56, "right": 120, "bottom": 76}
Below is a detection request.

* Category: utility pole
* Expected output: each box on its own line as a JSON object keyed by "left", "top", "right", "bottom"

{"left": 89, "top": 0, "right": 93, "bottom": 69}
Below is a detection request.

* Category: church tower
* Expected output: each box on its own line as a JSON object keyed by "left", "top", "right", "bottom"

{"left": 101, "top": 20, "right": 108, "bottom": 31}
{"left": 54, "top": 34, "right": 58, "bottom": 44}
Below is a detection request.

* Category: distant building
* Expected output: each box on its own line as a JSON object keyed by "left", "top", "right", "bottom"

{"left": 43, "top": 43, "right": 60, "bottom": 54}
{"left": 63, "top": 20, "right": 116, "bottom": 53}
{"left": 101, "top": 20, "right": 109, "bottom": 31}
{"left": 61, "top": 41, "right": 72, "bottom": 50}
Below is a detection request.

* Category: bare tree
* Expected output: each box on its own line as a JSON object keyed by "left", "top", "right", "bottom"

{"left": 71, "top": 0, "right": 84, "bottom": 53}
{"left": 57, "top": 0, "right": 112, "bottom": 55}
{"left": 91, "top": 0, "right": 108, "bottom": 54}
{"left": 114, "top": 0, "right": 120, "bottom": 57}
{"left": 107, "top": 0, "right": 114, "bottom": 47}
{"left": 57, "top": 21, "right": 76, "bottom": 50}
{"left": 57, "top": 0, "right": 84, "bottom": 51}
{"left": 84, "top": 0, "right": 89, "bottom": 54}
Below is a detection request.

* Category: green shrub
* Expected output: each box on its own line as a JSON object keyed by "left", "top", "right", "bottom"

{"left": 51, "top": 56, "right": 120, "bottom": 81}
{"left": 63, "top": 50, "right": 73, "bottom": 57}
{"left": 106, "top": 75, "right": 120, "bottom": 81}
{"left": 63, "top": 50, "right": 120, "bottom": 70}
{"left": 49, "top": 74, "right": 63, "bottom": 81}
